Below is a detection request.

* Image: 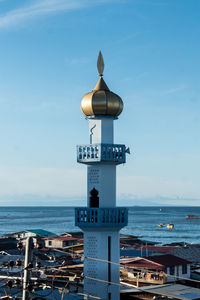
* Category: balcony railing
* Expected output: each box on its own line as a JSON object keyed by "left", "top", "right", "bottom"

{"left": 77, "top": 144, "right": 126, "bottom": 164}
{"left": 121, "top": 269, "right": 167, "bottom": 285}
{"left": 75, "top": 207, "right": 128, "bottom": 228}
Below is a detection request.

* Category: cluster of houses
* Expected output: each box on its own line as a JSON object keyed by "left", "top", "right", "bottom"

{"left": 1, "top": 230, "right": 200, "bottom": 299}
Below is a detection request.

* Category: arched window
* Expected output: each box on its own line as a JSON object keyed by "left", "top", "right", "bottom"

{"left": 89, "top": 188, "right": 99, "bottom": 208}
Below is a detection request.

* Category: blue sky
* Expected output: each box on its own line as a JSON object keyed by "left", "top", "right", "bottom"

{"left": 0, "top": 0, "right": 199, "bottom": 206}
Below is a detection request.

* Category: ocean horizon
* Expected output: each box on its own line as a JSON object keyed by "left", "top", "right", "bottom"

{"left": 1, "top": 206, "right": 200, "bottom": 245}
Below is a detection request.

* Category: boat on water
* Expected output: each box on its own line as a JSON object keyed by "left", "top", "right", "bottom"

{"left": 186, "top": 215, "right": 200, "bottom": 219}
{"left": 158, "top": 223, "right": 165, "bottom": 227}
{"left": 166, "top": 224, "right": 174, "bottom": 229}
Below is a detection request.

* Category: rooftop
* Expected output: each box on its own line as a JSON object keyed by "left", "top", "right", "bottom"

{"left": 168, "top": 246, "right": 200, "bottom": 264}
{"left": 26, "top": 229, "right": 56, "bottom": 236}
{"left": 143, "top": 283, "right": 200, "bottom": 300}
{"left": 121, "top": 283, "right": 200, "bottom": 300}
{"left": 122, "top": 254, "right": 191, "bottom": 270}
{"left": 149, "top": 254, "right": 191, "bottom": 267}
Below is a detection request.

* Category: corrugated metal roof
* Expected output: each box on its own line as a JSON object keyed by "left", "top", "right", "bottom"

{"left": 121, "top": 284, "right": 200, "bottom": 300}
{"left": 169, "top": 246, "right": 200, "bottom": 264}
{"left": 143, "top": 284, "right": 200, "bottom": 300}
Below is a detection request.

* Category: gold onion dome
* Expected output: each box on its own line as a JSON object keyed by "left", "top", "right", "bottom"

{"left": 81, "top": 51, "right": 123, "bottom": 117}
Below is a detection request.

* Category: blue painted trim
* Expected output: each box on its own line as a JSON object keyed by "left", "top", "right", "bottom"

{"left": 77, "top": 143, "right": 126, "bottom": 164}
{"left": 75, "top": 207, "right": 128, "bottom": 228}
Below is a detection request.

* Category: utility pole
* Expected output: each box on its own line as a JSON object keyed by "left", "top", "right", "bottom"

{"left": 22, "top": 237, "right": 33, "bottom": 300}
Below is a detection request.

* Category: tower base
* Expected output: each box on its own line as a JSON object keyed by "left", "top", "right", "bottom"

{"left": 84, "top": 229, "right": 120, "bottom": 300}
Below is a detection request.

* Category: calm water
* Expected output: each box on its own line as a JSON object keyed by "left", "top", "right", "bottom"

{"left": 0, "top": 206, "right": 200, "bottom": 245}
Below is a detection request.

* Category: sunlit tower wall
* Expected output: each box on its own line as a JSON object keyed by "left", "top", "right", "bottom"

{"left": 75, "top": 52, "right": 128, "bottom": 300}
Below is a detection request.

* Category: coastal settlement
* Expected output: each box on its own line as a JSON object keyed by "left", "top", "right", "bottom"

{"left": 1, "top": 229, "right": 200, "bottom": 299}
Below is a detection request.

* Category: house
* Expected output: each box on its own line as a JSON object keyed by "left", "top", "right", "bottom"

{"left": 2, "top": 230, "right": 27, "bottom": 239}
{"left": 13, "top": 230, "right": 57, "bottom": 248}
{"left": 20, "top": 229, "right": 57, "bottom": 238}
{"left": 121, "top": 254, "right": 191, "bottom": 285}
{"left": 62, "top": 232, "right": 83, "bottom": 239}
{"left": 3, "top": 229, "right": 56, "bottom": 239}
{"left": 44, "top": 236, "right": 78, "bottom": 249}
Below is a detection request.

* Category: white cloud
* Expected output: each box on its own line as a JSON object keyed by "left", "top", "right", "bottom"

{"left": 0, "top": 0, "right": 112, "bottom": 29}
{"left": 0, "top": 0, "right": 82, "bottom": 28}
{"left": 164, "top": 85, "right": 186, "bottom": 95}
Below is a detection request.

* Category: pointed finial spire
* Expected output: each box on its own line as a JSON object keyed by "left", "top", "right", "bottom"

{"left": 97, "top": 51, "right": 104, "bottom": 77}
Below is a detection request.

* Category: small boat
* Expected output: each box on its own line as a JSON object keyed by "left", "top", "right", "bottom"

{"left": 158, "top": 223, "right": 165, "bottom": 227}
{"left": 186, "top": 215, "right": 200, "bottom": 219}
{"left": 166, "top": 224, "right": 174, "bottom": 229}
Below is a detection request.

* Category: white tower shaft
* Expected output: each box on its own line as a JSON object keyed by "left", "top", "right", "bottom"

{"left": 89, "top": 117, "right": 114, "bottom": 144}
{"left": 75, "top": 52, "right": 128, "bottom": 300}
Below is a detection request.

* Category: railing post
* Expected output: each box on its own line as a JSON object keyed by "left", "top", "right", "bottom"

{"left": 75, "top": 207, "right": 128, "bottom": 227}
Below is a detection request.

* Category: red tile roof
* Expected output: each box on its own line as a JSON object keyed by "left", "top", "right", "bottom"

{"left": 138, "top": 246, "right": 178, "bottom": 252}
{"left": 149, "top": 254, "right": 191, "bottom": 267}
{"left": 125, "top": 262, "right": 164, "bottom": 271}
{"left": 122, "top": 254, "right": 191, "bottom": 270}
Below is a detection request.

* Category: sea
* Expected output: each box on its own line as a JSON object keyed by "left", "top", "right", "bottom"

{"left": 0, "top": 206, "right": 200, "bottom": 245}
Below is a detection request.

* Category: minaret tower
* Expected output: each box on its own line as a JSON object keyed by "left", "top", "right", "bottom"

{"left": 75, "top": 52, "right": 128, "bottom": 300}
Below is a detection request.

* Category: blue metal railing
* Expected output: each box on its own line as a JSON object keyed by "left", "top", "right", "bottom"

{"left": 77, "top": 144, "right": 126, "bottom": 164}
{"left": 75, "top": 207, "right": 128, "bottom": 228}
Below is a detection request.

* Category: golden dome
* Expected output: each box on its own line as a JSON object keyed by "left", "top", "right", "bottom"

{"left": 81, "top": 52, "right": 123, "bottom": 117}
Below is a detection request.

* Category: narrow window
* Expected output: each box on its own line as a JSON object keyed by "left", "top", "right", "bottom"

{"left": 182, "top": 264, "right": 187, "bottom": 274}
{"left": 89, "top": 188, "right": 99, "bottom": 208}
{"left": 108, "top": 236, "right": 111, "bottom": 284}
{"left": 170, "top": 266, "right": 175, "bottom": 275}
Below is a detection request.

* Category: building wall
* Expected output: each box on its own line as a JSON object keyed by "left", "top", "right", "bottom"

{"left": 45, "top": 240, "right": 62, "bottom": 248}
{"left": 89, "top": 117, "right": 114, "bottom": 144}
{"left": 84, "top": 229, "right": 120, "bottom": 300}
{"left": 87, "top": 164, "right": 116, "bottom": 207}
{"left": 45, "top": 239, "right": 76, "bottom": 249}
{"left": 20, "top": 232, "right": 37, "bottom": 239}
{"left": 22, "top": 237, "right": 39, "bottom": 247}
{"left": 166, "top": 264, "right": 190, "bottom": 282}
{"left": 123, "top": 270, "right": 167, "bottom": 285}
